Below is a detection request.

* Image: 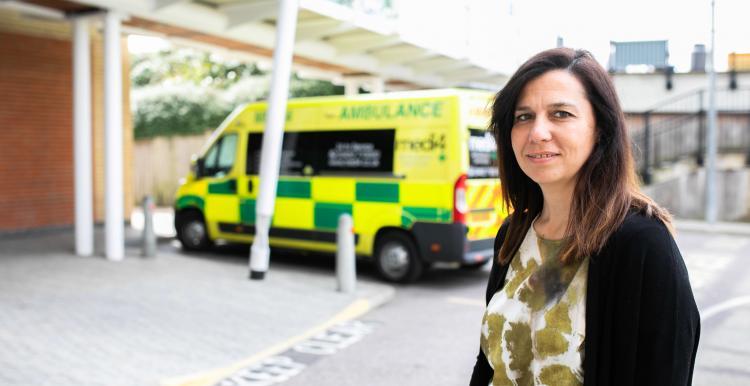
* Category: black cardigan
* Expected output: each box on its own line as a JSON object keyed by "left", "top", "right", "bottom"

{"left": 470, "top": 211, "right": 700, "bottom": 386}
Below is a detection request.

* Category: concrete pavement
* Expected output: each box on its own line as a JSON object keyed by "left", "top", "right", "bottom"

{"left": 0, "top": 226, "right": 394, "bottom": 386}
{"left": 675, "top": 219, "right": 750, "bottom": 237}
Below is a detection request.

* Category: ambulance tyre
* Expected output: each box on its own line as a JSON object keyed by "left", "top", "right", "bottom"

{"left": 374, "top": 231, "right": 423, "bottom": 283}
{"left": 176, "top": 210, "right": 212, "bottom": 251}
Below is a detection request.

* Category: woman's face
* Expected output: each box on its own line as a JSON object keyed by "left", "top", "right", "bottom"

{"left": 510, "top": 70, "right": 596, "bottom": 191}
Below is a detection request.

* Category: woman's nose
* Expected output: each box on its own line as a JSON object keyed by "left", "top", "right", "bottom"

{"left": 529, "top": 118, "right": 552, "bottom": 143}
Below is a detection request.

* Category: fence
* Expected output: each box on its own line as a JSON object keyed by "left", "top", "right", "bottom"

{"left": 133, "top": 132, "right": 212, "bottom": 206}
{"left": 629, "top": 88, "right": 750, "bottom": 183}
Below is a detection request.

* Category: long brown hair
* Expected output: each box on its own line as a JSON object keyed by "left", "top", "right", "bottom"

{"left": 492, "top": 48, "right": 672, "bottom": 265}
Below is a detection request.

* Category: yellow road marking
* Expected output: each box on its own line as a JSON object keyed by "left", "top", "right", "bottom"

{"left": 160, "top": 299, "right": 371, "bottom": 386}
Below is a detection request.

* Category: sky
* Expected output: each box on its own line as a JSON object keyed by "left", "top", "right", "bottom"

{"left": 508, "top": 0, "right": 748, "bottom": 72}
{"left": 129, "top": 0, "right": 750, "bottom": 74}
{"left": 398, "top": 0, "right": 749, "bottom": 73}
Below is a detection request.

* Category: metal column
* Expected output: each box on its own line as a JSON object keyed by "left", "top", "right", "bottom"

{"left": 72, "top": 17, "right": 94, "bottom": 257}
{"left": 249, "top": 0, "right": 299, "bottom": 279}
{"left": 104, "top": 11, "right": 125, "bottom": 260}
{"left": 641, "top": 113, "right": 652, "bottom": 185}
{"left": 705, "top": 0, "right": 718, "bottom": 223}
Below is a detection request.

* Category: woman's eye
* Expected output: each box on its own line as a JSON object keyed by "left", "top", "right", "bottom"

{"left": 514, "top": 113, "right": 531, "bottom": 122}
{"left": 553, "top": 111, "right": 572, "bottom": 118}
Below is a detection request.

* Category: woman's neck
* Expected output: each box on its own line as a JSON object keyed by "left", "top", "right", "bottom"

{"left": 534, "top": 182, "right": 575, "bottom": 240}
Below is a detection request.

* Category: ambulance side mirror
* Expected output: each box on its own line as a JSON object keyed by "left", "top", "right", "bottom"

{"left": 194, "top": 158, "right": 205, "bottom": 179}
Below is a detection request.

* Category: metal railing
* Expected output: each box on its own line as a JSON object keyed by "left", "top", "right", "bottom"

{"left": 630, "top": 88, "right": 750, "bottom": 184}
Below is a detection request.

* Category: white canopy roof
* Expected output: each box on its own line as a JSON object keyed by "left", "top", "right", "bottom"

{"left": 72, "top": 0, "right": 509, "bottom": 89}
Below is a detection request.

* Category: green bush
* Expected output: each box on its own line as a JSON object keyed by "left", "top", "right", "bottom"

{"left": 290, "top": 77, "right": 345, "bottom": 98}
{"left": 130, "top": 47, "right": 347, "bottom": 139}
{"left": 132, "top": 85, "right": 232, "bottom": 139}
{"left": 223, "top": 76, "right": 271, "bottom": 106}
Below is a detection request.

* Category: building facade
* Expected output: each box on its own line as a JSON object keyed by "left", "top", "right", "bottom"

{"left": 0, "top": 7, "right": 134, "bottom": 234}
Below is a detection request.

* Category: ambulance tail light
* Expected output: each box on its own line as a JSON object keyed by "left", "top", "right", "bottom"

{"left": 453, "top": 174, "right": 468, "bottom": 224}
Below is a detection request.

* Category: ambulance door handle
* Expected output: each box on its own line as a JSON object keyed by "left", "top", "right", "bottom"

{"left": 247, "top": 180, "right": 254, "bottom": 193}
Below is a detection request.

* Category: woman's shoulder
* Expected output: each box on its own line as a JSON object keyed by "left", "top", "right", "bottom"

{"left": 603, "top": 209, "right": 682, "bottom": 274}
{"left": 612, "top": 208, "right": 673, "bottom": 245}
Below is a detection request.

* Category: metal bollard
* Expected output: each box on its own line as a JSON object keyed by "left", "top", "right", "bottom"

{"left": 336, "top": 214, "right": 356, "bottom": 293}
{"left": 141, "top": 195, "right": 157, "bottom": 258}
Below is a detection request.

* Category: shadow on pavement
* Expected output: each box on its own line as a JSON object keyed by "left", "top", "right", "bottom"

{"left": 166, "top": 239, "right": 489, "bottom": 289}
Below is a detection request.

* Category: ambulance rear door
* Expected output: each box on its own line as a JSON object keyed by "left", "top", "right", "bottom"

{"left": 464, "top": 128, "right": 506, "bottom": 244}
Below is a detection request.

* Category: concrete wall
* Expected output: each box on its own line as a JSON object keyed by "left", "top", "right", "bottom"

{"left": 613, "top": 71, "right": 750, "bottom": 112}
{"left": 644, "top": 166, "right": 750, "bottom": 221}
{"left": 0, "top": 10, "right": 133, "bottom": 232}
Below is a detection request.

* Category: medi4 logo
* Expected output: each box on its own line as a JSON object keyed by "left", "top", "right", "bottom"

{"left": 396, "top": 133, "right": 446, "bottom": 152}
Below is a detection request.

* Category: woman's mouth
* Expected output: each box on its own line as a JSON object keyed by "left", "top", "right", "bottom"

{"left": 526, "top": 152, "right": 560, "bottom": 162}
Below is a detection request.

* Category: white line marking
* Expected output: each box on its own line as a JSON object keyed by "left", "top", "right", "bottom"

{"left": 446, "top": 296, "right": 485, "bottom": 307}
{"left": 701, "top": 295, "right": 750, "bottom": 322}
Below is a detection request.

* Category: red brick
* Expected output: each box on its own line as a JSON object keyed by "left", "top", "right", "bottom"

{"left": 0, "top": 31, "right": 74, "bottom": 231}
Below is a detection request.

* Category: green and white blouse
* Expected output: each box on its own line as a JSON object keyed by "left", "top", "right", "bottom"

{"left": 480, "top": 224, "right": 589, "bottom": 386}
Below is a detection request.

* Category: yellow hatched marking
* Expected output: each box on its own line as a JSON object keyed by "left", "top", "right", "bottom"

{"left": 467, "top": 207, "right": 507, "bottom": 240}
{"left": 486, "top": 183, "right": 501, "bottom": 208}
{"left": 475, "top": 226, "right": 497, "bottom": 239}
{"left": 468, "top": 227, "right": 488, "bottom": 240}
{"left": 467, "top": 180, "right": 501, "bottom": 210}
{"left": 468, "top": 211, "right": 492, "bottom": 223}
{"left": 468, "top": 184, "right": 489, "bottom": 210}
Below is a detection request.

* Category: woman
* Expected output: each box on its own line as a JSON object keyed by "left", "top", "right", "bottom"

{"left": 470, "top": 48, "right": 700, "bottom": 386}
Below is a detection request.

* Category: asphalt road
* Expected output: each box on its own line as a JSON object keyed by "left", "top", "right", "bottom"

{"left": 281, "top": 263, "right": 489, "bottom": 386}
{"left": 239, "top": 229, "right": 750, "bottom": 386}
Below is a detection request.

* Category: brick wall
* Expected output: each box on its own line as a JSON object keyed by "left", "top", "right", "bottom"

{"left": 0, "top": 23, "right": 134, "bottom": 233}
{"left": 0, "top": 31, "right": 75, "bottom": 231}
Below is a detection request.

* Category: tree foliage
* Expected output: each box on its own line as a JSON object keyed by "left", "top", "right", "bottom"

{"left": 131, "top": 50, "right": 265, "bottom": 89}
{"left": 131, "top": 48, "right": 344, "bottom": 139}
{"left": 132, "top": 85, "right": 231, "bottom": 139}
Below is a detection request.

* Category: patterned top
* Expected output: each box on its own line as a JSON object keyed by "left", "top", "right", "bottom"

{"left": 480, "top": 224, "right": 589, "bottom": 386}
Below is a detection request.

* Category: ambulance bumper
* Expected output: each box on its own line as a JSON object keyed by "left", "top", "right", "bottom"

{"left": 411, "top": 222, "right": 494, "bottom": 265}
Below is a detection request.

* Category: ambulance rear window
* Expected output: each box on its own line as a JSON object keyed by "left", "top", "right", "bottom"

{"left": 468, "top": 128, "right": 499, "bottom": 178}
{"left": 247, "top": 129, "right": 395, "bottom": 176}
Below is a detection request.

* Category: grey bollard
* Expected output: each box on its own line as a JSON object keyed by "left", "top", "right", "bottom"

{"left": 336, "top": 213, "right": 356, "bottom": 293}
{"left": 141, "top": 195, "right": 157, "bottom": 258}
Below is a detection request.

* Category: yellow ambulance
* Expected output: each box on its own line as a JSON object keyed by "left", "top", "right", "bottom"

{"left": 174, "top": 89, "right": 507, "bottom": 282}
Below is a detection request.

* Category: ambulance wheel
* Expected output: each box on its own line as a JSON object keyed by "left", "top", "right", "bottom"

{"left": 374, "top": 231, "right": 423, "bottom": 283}
{"left": 176, "top": 211, "right": 211, "bottom": 251}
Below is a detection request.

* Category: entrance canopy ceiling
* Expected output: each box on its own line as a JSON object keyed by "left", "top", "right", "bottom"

{"left": 28, "top": 0, "right": 509, "bottom": 89}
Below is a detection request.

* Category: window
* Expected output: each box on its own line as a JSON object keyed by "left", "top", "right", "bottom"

{"left": 203, "top": 134, "right": 237, "bottom": 178}
{"left": 217, "top": 134, "right": 237, "bottom": 170}
{"left": 247, "top": 129, "right": 395, "bottom": 176}
{"left": 467, "top": 128, "right": 499, "bottom": 178}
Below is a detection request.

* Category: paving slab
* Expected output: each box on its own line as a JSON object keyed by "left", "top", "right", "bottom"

{"left": 0, "top": 228, "right": 394, "bottom": 386}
